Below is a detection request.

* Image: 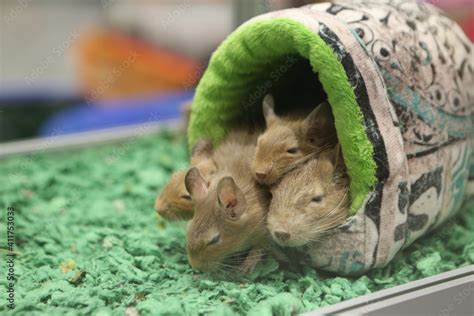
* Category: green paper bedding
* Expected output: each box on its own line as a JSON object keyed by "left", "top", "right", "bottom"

{"left": 0, "top": 133, "right": 473, "bottom": 315}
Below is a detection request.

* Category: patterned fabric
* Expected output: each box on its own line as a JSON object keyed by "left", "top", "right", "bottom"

{"left": 251, "top": 0, "right": 473, "bottom": 274}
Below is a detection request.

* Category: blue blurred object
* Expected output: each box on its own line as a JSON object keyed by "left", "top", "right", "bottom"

{"left": 40, "top": 91, "right": 194, "bottom": 136}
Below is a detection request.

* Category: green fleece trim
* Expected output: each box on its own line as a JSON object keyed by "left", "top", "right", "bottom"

{"left": 188, "top": 18, "right": 377, "bottom": 213}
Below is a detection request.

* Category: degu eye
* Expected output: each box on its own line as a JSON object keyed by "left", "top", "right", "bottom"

{"left": 311, "top": 195, "right": 324, "bottom": 203}
{"left": 287, "top": 147, "right": 299, "bottom": 154}
{"left": 180, "top": 194, "right": 192, "bottom": 201}
{"left": 207, "top": 234, "right": 221, "bottom": 246}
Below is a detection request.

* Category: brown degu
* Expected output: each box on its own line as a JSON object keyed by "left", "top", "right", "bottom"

{"left": 154, "top": 139, "right": 217, "bottom": 221}
{"left": 185, "top": 131, "right": 271, "bottom": 274}
{"left": 267, "top": 145, "right": 349, "bottom": 247}
{"left": 252, "top": 94, "right": 337, "bottom": 186}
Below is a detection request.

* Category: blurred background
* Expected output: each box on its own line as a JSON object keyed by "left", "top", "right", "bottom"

{"left": 0, "top": 0, "right": 473, "bottom": 144}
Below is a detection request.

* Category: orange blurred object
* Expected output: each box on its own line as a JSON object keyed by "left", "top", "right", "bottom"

{"left": 75, "top": 30, "right": 202, "bottom": 101}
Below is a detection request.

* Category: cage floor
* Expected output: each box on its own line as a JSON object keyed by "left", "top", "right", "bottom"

{"left": 0, "top": 131, "right": 473, "bottom": 315}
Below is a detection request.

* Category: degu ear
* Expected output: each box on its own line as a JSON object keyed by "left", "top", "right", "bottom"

{"left": 185, "top": 167, "right": 209, "bottom": 201}
{"left": 329, "top": 143, "right": 346, "bottom": 173}
{"left": 262, "top": 94, "right": 277, "bottom": 126}
{"left": 304, "top": 101, "right": 336, "bottom": 146}
{"left": 217, "top": 177, "right": 246, "bottom": 220}
{"left": 190, "top": 138, "right": 213, "bottom": 165}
